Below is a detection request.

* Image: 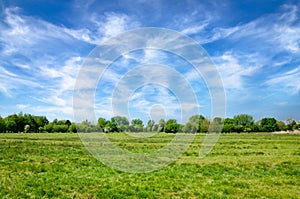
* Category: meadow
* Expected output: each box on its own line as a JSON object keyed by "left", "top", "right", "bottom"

{"left": 0, "top": 132, "right": 299, "bottom": 198}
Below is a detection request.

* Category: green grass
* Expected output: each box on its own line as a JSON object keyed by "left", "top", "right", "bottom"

{"left": 0, "top": 133, "right": 299, "bottom": 198}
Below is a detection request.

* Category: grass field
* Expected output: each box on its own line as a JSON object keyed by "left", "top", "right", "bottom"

{"left": 0, "top": 133, "right": 299, "bottom": 198}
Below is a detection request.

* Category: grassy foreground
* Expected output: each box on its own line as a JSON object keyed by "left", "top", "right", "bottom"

{"left": 0, "top": 133, "right": 299, "bottom": 198}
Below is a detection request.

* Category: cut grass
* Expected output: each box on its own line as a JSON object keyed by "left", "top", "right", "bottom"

{"left": 0, "top": 133, "right": 299, "bottom": 198}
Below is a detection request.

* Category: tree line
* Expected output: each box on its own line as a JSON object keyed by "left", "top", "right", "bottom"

{"left": 0, "top": 113, "right": 299, "bottom": 133}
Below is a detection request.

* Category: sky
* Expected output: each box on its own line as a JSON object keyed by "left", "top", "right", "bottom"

{"left": 0, "top": 0, "right": 300, "bottom": 124}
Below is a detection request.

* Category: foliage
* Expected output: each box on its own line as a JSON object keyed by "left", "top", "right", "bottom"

{"left": 111, "top": 116, "right": 129, "bottom": 126}
{"left": 260, "top": 118, "right": 279, "bottom": 132}
{"left": 52, "top": 124, "right": 69, "bottom": 133}
{"left": 164, "top": 119, "right": 180, "bottom": 133}
{"left": 277, "top": 120, "right": 287, "bottom": 131}
{"left": 182, "top": 122, "right": 197, "bottom": 133}
{"left": 97, "top": 117, "right": 107, "bottom": 131}
{"left": 157, "top": 119, "right": 165, "bottom": 132}
{"left": 286, "top": 118, "right": 297, "bottom": 131}
{"left": 146, "top": 120, "right": 155, "bottom": 132}
{"left": 104, "top": 121, "right": 119, "bottom": 133}
{"left": 131, "top": 118, "right": 143, "bottom": 126}
{"left": 0, "top": 116, "right": 5, "bottom": 133}
{"left": 0, "top": 113, "right": 299, "bottom": 133}
{"left": 68, "top": 123, "right": 77, "bottom": 133}
{"left": 233, "top": 114, "right": 254, "bottom": 126}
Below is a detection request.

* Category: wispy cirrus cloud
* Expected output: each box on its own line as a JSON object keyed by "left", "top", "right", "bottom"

{"left": 0, "top": 66, "right": 42, "bottom": 97}
{"left": 266, "top": 65, "right": 300, "bottom": 94}
{"left": 228, "top": 4, "right": 300, "bottom": 54}
{"left": 0, "top": 6, "right": 140, "bottom": 120}
{"left": 1, "top": 0, "right": 300, "bottom": 122}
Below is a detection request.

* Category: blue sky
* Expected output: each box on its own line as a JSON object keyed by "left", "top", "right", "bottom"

{"left": 0, "top": 0, "right": 300, "bottom": 123}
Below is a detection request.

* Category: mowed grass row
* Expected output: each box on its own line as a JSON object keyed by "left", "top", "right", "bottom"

{"left": 0, "top": 133, "right": 299, "bottom": 198}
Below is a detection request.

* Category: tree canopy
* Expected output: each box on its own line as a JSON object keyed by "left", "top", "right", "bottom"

{"left": 0, "top": 112, "right": 299, "bottom": 133}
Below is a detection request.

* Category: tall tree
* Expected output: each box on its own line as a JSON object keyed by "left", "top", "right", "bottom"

{"left": 189, "top": 114, "right": 205, "bottom": 132}
{"left": 98, "top": 117, "right": 107, "bottom": 130}
{"left": 131, "top": 118, "right": 143, "bottom": 127}
{"left": 24, "top": 114, "right": 38, "bottom": 132}
{"left": 233, "top": 114, "right": 254, "bottom": 126}
{"left": 157, "top": 119, "right": 165, "bottom": 132}
{"left": 0, "top": 116, "right": 5, "bottom": 133}
{"left": 164, "top": 119, "right": 180, "bottom": 133}
{"left": 260, "top": 118, "right": 278, "bottom": 132}
{"left": 5, "top": 114, "right": 19, "bottom": 133}
{"left": 68, "top": 123, "right": 77, "bottom": 133}
{"left": 200, "top": 119, "right": 210, "bottom": 133}
{"left": 286, "top": 118, "right": 297, "bottom": 131}
{"left": 104, "top": 120, "right": 119, "bottom": 133}
{"left": 182, "top": 122, "right": 197, "bottom": 133}
{"left": 112, "top": 116, "right": 129, "bottom": 126}
{"left": 277, "top": 121, "right": 287, "bottom": 131}
{"left": 6, "top": 120, "right": 17, "bottom": 133}
{"left": 147, "top": 120, "right": 155, "bottom": 132}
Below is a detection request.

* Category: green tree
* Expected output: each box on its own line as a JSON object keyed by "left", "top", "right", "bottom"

{"left": 112, "top": 116, "right": 129, "bottom": 126}
{"left": 222, "top": 118, "right": 235, "bottom": 133}
{"left": 200, "top": 118, "right": 210, "bottom": 133}
{"left": 68, "top": 123, "right": 77, "bottom": 133}
{"left": 5, "top": 114, "right": 21, "bottom": 133}
{"left": 213, "top": 117, "right": 223, "bottom": 124}
{"left": 130, "top": 118, "right": 143, "bottom": 132}
{"left": 52, "top": 118, "right": 58, "bottom": 125}
{"left": 224, "top": 118, "right": 235, "bottom": 125}
{"left": 152, "top": 124, "right": 158, "bottom": 132}
{"left": 260, "top": 118, "right": 278, "bottom": 132}
{"left": 286, "top": 118, "right": 297, "bottom": 131}
{"left": 53, "top": 124, "right": 69, "bottom": 133}
{"left": 222, "top": 124, "right": 235, "bottom": 133}
{"left": 104, "top": 120, "right": 119, "bottom": 133}
{"left": 6, "top": 120, "right": 17, "bottom": 133}
{"left": 157, "top": 119, "right": 165, "bottom": 132}
{"left": 164, "top": 119, "right": 180, "bottom": 133}
{"left": 131, "top": 119, "right": 143, "bottom": 126}
{"left": 24, "top": 114, "right": 38, "bottom": 132}
{"left": 210, "top": 117, "right": 223, "bottom": 132}
{"left": 147, "top": 120, "right": 155, "bottom": 132}
{"left": 233, "top": 114, "right": 254, "bottom": 126}
{"left": 277, "top": 121, "right": 287, "bottom": 131}
{"left": 65, "top": 120, "right": 71, "bottom": 127}
{"left": 234, "top": 125, "right": 244, "bottom": 133}
{"left": 0, "top": 116, "right": 5, "bottom": 133}
{"left": 189, "top": 115, "right": 205, "bottom": 132}
{"left": 34, "top": 116, "right": 49, "bottom": 129}
{"left": 182, "top": 122, "right": 197, "bottom": 133}
{"left": 98, "top": 117, "right": 107, "bottom": 131}
{"left": 43, "top": 123, "right": 53, "bottom": 133}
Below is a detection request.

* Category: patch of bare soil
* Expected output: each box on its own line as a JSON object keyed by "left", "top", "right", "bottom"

{"left": 273, "top": 130, "right": 300, "bottom": 134}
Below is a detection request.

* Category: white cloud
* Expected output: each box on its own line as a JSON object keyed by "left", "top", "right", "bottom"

{"left": 228, "top": 4, "right": 300, "bottom": 54}
{"left": 37, "top": 56, "right": 82, "bottom": 107}
{"left": 40, "top": 57, "right": 81, "bottom": 85}
{"left": 1, "top": 7, "right": 70, "bottom": 55}
{"left": 213, "top": 52, "right": 260, "bottom": 90}
{"left": 181, "top": 23, "right": 208, "bottom": 35}
{"left": 1, "top": 7, "right": 139, "bottom": 55}
{"left": 266, "top": 65, "right": 300, "bottom": 94}
{"left": 0, "top": 66, "right": 42, "bottom": 97}
{"left": 90, "top": 12, "right": 140, "bottom": 42}
{"left": 16, "top": 104, "right": 29, "bottom": 109}
{"left": 0, "top": 66, "right": 18, "bottom": 77}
